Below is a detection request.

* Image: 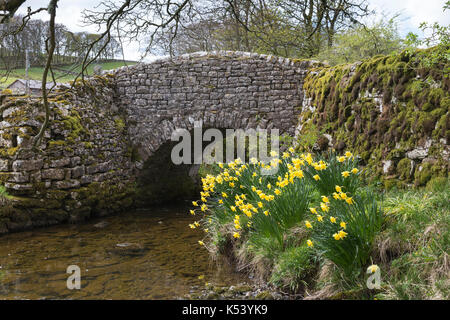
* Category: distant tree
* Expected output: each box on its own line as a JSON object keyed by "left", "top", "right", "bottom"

{"left": 151, "top": 0, "right": 373, "bottom": 58}
{"left": 314, "top": 16, "right": 405, "bottom": 65}
{"left": 1, "top": 0, "right": 192, "bottom": 148}
{"left": 405, "top": 1, "right": 450, "bottom": 72}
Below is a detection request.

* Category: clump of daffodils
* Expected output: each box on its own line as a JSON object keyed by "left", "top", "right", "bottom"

{"left": 188, "top": 149, "right": 382, "bottom": 279}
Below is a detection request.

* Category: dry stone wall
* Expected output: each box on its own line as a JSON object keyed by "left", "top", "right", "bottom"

{"left": 0, "top": 76, "right": 135, "bottom": 234}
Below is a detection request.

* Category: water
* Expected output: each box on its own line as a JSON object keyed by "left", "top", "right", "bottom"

{"left": 0, "top": 203, "right": 246, "bottom": 299}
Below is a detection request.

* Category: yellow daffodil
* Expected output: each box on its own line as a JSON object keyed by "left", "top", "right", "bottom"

{"left": 313, "top": 174, "right": 320, "bottom": 181}
{"left": 335, "top": 185, "right": 342, "bottom": 193}
{"left": 338, "top": 230, "right": 348, "bottom": 239}
{"left": 192, "top": 201, "right": 198, "bottom": 206}
{"left": 330, "top": 216, "right": 336, "bottom": 223}
{"left": 274, "top": 188, "right": 281, "bottom": 195}
{"left": 340, "top": 221, "right": 346, "bottom": 229}
{"left": 321, "top": 196, "right": 330, "bottom": 203}
{"left": 198, "top": 240, "right": 204, "bottom": 246}
{"left": 305, "top": 220, "right": 313, "bottom": 229}
{"left": 342, "top": 171, "right": 350, "bottom": 178}
{"left": 320, "top": 202, "right": 329, "bottom": 212}
{"left": 307, "top": 239, "right": 313, "bottom": 247}
{"left": 351, "top": 168, "right": 359, "bottom": 174}
{"left": 310, "top": 207, "right": 318, "bottom": 214}
{"left": 337, "top": 156, "right": 346, "bottom": 162}
{"left": 368, "top": 264, "right": 379, "bottom": 273}
{"left": 233, "top": 232, "right": 240, "bottom": 239}
{"left": 345, "top": 151, "right": 352, "bottom": 158}
{"left": 190, "top": 210, "right": 195, "bottom": 215}
{"left": 317, "top": 215, "right": 323, "bottom": 222}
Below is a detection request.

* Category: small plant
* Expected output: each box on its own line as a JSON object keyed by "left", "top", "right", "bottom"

{"left": 270, "top": 243, "right": 315, "bottom": 292}
{"left": 307, "top": 190, "right": 383, "bottom": 278}
{"left": 303, "top": 151, "right": 361, "bottom": 195}
{"left": 0, "top": 185, "right": 9, "bottom": 198}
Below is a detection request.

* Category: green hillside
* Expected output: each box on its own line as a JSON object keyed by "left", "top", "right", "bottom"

{"left": 0, "top": 60, "right": 137, "bottom": 88}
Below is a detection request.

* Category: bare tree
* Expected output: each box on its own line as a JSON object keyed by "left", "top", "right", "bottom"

{"left": 1, "top": 0, "right": 193, "bottom": 148}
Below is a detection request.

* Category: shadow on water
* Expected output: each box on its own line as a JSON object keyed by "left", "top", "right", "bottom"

{"left": 0, "top": 201, "right": 246, "bottom": 299}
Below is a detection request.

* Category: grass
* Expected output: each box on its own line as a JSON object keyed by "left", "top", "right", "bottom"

{"left": 371, "top": 180, "right": 449, "bottom": 300}
{"left": 0, "top": 60, "right": 137, "bottom": 88}
{"left": 189, "top": 151, "right": 449, "bottom": 300}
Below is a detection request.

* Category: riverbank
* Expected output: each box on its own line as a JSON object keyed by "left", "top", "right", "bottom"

{"left": 1, "top": 168, "right": 448, "bottom": 300}
{"left": 189, "top": 153, "right": 449, "bottom": 300}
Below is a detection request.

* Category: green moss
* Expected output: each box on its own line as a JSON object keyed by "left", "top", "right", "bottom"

{"left": 83, "top": 141, "right": 94, "bottom": 149}
{"left": 426, "top": 176, "right": 449, "bottom": 192}
{"left": 414, "top": 162, "right": 433, "bottom": 186}
{"left": 114, "top": 118, "right": 126, "bottom": 131}
{"left": 299, "top": 46, "right": 449, "bottom": 182}
{"left": 0, "top": 147, "right": 19, "bottom": 157}
{"left": 397, "top": 158, "right": 413, "bottom": 181}
{"left": 48, "top": 140, "right": 66, "bottom": 148}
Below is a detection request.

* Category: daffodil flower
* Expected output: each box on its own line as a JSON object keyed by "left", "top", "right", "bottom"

{"left": 367, "top": 264, "right": 379, "bottom": 273}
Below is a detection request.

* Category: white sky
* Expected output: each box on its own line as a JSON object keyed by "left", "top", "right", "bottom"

{"left": 16, "top": 0, "right": 450, "bottom": 62}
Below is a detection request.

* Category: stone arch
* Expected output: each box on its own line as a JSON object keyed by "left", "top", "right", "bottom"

{"left": 112, "top": 51, "right": 312, "bottom": 203}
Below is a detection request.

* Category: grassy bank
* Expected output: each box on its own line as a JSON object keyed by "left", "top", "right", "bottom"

{"left": 189, "top": 151, "right": 449, "bottom": 300}
{"left": 0, "top": 60, "right": 137, "bottom": 88}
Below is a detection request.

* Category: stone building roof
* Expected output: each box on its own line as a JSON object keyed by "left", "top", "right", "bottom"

{"left": 7, "top": 79, "right": 62, "bottom": 90}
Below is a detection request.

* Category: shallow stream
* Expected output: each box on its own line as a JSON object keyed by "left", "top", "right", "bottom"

{"left": 0, "top": 203, "right": 246, "bottom": 299}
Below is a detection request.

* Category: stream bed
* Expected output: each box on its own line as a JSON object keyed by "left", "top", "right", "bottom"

{"left": 0, "top": 202, "right": 248, "bottom": 299}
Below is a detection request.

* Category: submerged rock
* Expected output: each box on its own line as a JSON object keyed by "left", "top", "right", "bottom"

{"left": 93, "top": 221, "right": 109, "bottom": 228}
{"left": 109, "top": 243, "right": 146, "bottom": 256}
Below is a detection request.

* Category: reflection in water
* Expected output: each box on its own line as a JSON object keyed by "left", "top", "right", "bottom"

{"left": 0, "top": 203, "right": 246, "bottom": 299}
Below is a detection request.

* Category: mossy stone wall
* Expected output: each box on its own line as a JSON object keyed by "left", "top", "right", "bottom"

{"left": 0, "top": 76, "right": 135, "bottom": 234}
{"left": 296, "top": 48, "right": 449, "bottom": 187}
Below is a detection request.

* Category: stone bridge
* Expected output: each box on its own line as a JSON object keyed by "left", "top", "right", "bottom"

{"left": 0, "top": 51, "right": 313, "bottom": 233}
{"left": 114, "top": 51, "right": 311, "bottom": 162}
